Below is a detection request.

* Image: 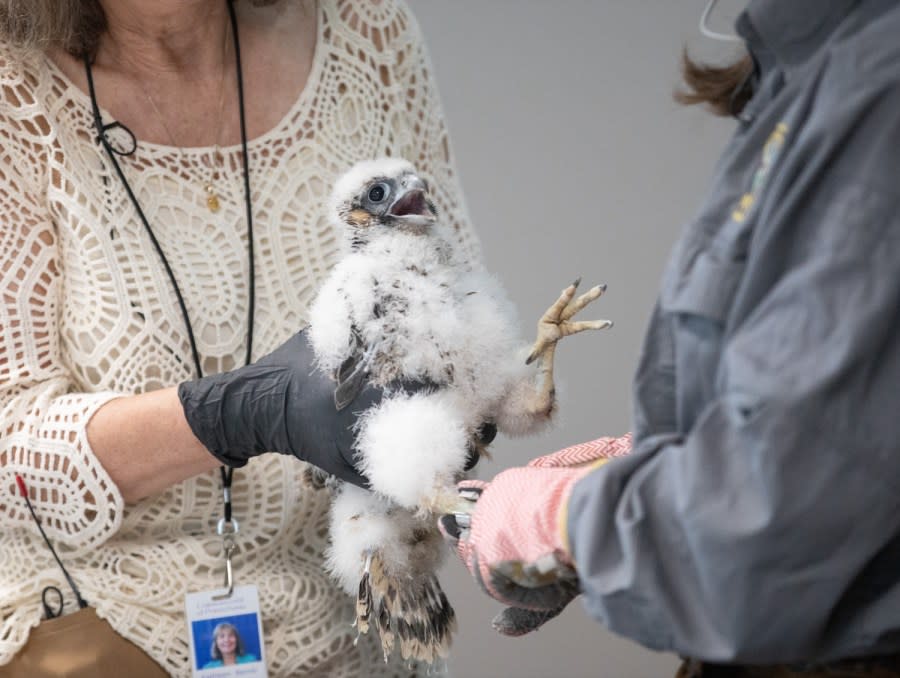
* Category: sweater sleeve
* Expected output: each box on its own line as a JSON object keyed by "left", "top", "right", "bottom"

{"left": 0, "top": 53, "right": 125, "bottom": 552}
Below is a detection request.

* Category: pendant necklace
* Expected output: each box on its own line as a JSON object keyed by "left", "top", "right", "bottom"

{"left": 143, "top": 26, "right": 229, "bottom": 213}
{"left": 84, "top": 0, "right": 257, "bottom": 602}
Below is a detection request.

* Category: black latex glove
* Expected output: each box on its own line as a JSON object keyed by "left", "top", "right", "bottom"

{"left": 178, "top": 330, "right": 393, "bottom": 487}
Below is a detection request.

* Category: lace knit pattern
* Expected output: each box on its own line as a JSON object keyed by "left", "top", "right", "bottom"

{"left": 0, "top": 0, "right": 478, "bottom": 674}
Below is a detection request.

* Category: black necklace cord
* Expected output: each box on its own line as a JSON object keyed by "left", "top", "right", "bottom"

{"left": 15, "top": 475, "right": 88, "bottom": 612}
{"left": 81, "top": 0, "right": 254, "bottom": 380}
{"left": 83, "top": 54, "right": 204, "bottom": 379}
{"left": 227, "top": 0, "right": 256, "bottom": 370}
{"left": 220, "top": 0, "right": 247, "bottom": 530}
{"left": 82, "top": 0, "right": 253, "bottom": 532}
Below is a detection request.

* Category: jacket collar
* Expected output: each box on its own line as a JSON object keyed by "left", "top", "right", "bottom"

{"left": 736, "top": 0, "right": 858, "bottom": 74}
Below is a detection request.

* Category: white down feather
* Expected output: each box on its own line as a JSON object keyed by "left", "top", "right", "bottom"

{"left": 308, "top": 224, "right": 542, "bottom": 507}
{"left": 326, "top": 483, "right": 444, "bottom": 595}
{"left": 309, "top": 159, "right": 572, "bottom": 661}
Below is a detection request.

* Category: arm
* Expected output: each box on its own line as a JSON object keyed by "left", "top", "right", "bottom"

{"left": 449, "top": 186, "right": 900, "bottom": 657}
{"left": 0, "top": 140, "right": 215, "bottom": 521}
{"left": 0, "top": 139, "right": 388, "bottom": 517}
{"left": 450, "top": 78, "right": 900, "bottom": 660}
{"left": 0, "top": 152, "right": 129, "bottom": 543}
{"left": 570, "top": 189, "right": 900, "bottom": 661}
{"left": 86, "top": 389, "right": 218, "bottom": 502}
{"left": 569, "top": 85, "right": 900, "bottom": 660}
{"left": 2, "top": 199, "right": 398, "bottom": 509}
{"left": 441, "top": 435, "right": 633, "bottom": 636}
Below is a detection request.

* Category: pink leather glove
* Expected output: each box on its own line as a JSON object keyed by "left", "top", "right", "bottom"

{"left": 440, "top": 434, "right": 631, "bottom": 635}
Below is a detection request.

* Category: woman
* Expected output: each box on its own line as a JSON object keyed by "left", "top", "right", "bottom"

{"left": 0, "top": 0, "right": 478, "bottom": 675}
{"left": 448, "top": 1, "right": 900, "bottom": 676}
{"left": 203, "top": 622, "right": 257, "bottom": 668}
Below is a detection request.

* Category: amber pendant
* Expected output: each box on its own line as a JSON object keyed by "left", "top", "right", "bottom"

{"left": 205, "top": 184, "right": 221, "bottom": 213}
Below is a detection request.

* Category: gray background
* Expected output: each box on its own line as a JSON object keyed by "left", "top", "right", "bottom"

{"left": 406, "top": 1, "right": 741, "bottom": 676}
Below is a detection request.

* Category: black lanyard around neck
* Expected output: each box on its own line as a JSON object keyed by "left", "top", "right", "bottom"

{"left": 82, "top": 0, "right": 254, "bottom": 509}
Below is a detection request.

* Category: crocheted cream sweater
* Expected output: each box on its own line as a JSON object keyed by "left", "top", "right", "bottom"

{"left": 0, "top": 0, "right": 478, "bottom": 675}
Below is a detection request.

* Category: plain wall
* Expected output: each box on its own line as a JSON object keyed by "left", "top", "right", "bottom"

{"left": 406, "top": 2, "right": 740, "bottom": 677}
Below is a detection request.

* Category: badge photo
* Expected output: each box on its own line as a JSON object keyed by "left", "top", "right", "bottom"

{"left": 185, "top": 585, "right": 267, "bottom": 678}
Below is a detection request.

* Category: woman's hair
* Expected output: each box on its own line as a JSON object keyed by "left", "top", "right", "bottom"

{"left": 675, "top": 50, "right": 755, "bottom": 117}
{"left": 0, "top": 0, "right": 282, "bottom": 56}
{"left": 209, "top": 622, "right": 246, "bottom": 661}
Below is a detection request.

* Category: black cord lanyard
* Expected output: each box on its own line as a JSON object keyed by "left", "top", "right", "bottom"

{"left": 82, "top": 0, "right": 253, "bottom": 590}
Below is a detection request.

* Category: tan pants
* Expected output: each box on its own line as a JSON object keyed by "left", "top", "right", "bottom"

{"left": 0, "top": 607, "right": 169, "bottom": 678}
{"left": 677, "top": 657, "right": 900, "bottom": 678}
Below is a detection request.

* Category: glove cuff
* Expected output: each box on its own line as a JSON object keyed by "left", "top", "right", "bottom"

{"left": 177, "top": 373, "right": 259, "bottom": 468}
{"left": 557, "top": 458, "right": 611, "bottom": 557}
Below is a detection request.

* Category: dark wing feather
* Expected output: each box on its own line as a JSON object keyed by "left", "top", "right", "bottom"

{"left": 334, "top": 327, "right": 371, "bottom": 410}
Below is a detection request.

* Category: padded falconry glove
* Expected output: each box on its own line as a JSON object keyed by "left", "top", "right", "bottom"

{"left": 440, "top": 434, "right": 632, "bottom": 636}
{"left": 178, "top": 329, "right": 484, "bottom": 488}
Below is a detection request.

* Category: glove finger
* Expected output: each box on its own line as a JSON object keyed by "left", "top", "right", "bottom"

{"left": 454, "top": 527, "right": 477, "bottom": 572}
{"left": 491, "top": 601, "right": 571, "bottom": 637}
{"left": 493, "top": 553, "right": 577, "bottom": 588}
{"left": 486, "top": 563, "right": 581, "bottom": 611}
{"left": 469, "top": 548, "right": 580, "bottom": 611}
{"left": 471, "top": 551, "right": 508, "bottom": 604}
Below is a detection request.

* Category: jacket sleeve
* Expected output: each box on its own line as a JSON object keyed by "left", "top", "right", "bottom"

{"left": 0, "top": 61, "right": 125, "bottom": 552}
{"left": 567, "top": 83, "right": 900, "bottom": 662}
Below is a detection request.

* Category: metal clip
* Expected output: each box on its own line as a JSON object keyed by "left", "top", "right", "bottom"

{"left": 217, "top": 517, "right": 239, "bottom": 536}
{"left": 212, "top": 536, "right": 236, "bottom": 600}
{"left": 453, "top": 512, "right": 472, "bottom": 530}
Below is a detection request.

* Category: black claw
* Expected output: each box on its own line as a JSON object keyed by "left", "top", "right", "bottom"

{"left": 439, "top": 514, "right": 462, "bottom": 540}
{"left": 476, "top": 421, "right": 497, "bottom": 446}
{"left": 464, "top": 444, "right": 480, "bottom": 471}
{"left": 599, "top": 283, "right": 607, "bottom": 293}
{"left": 571, "top": 277, "right": 581, "bottom": 289}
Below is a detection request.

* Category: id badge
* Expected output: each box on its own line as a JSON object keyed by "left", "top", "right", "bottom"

{"left": 185, "top": 585, "right": 268, "bottom": 678}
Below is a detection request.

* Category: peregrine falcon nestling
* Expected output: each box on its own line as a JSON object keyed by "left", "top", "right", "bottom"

{"left": 308, "top": 158, "right": 610, "bottom": 664}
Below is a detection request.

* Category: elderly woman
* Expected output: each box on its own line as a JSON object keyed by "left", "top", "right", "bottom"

{"left": 0, "top": 0, "right": 477, "bottom": 675}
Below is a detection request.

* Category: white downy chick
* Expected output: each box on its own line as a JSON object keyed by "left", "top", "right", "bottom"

{"left": 308, "top": 157, "right": 611, "bottom": 663}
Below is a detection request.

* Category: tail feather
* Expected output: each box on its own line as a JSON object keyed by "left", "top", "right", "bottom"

{"left": 359, "top": 551, "right": 456, "bottom": 663}
{"left": 356, "top": 561, "right": 373, "bottom": 634}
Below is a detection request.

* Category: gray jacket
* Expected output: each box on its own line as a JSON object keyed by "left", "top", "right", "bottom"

{"left": 568, "top": 0, "right": 900, "bottom": 663}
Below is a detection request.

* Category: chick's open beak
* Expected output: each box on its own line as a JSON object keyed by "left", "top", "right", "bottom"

{"left": 388, "top": 177, "right": 435, "bottom": 221}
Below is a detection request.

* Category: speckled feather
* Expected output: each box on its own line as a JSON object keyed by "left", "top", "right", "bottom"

{"left": 310, "top": 159, "right": 559, "bottom": 664}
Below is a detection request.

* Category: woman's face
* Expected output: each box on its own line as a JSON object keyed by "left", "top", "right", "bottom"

{"left": 216, "top": 629, "right": 237, "bottom": 656}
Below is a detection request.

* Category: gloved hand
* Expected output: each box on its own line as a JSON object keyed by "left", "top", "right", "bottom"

{"left": 440, "top": 434, "right": 631, "bottom": 635}
{"left": 178, "top": 329, "right": 422, "bottom": 487}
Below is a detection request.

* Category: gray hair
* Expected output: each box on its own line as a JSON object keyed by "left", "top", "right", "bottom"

{"left": 0, "top": 0, "right": 282, "bottom": 55}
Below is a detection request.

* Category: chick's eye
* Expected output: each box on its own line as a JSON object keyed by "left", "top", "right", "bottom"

{"left": 368, "top": 183, "right": 388, "bottom": 203}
